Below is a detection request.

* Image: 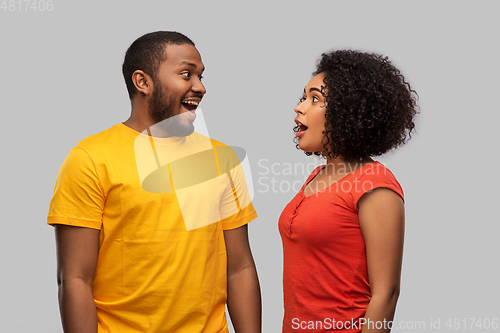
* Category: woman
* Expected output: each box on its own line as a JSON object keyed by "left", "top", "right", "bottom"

{"left": 279, "top": 50, "right": 418, "bottom": 332}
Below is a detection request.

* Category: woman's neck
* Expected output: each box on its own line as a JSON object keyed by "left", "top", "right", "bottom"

{"left": 323, "top": 156, "right": 374, "bottom": 175}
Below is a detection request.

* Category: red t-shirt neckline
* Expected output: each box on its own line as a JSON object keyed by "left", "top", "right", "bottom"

{"left": 300, "top": 161, "right": 380, "bottom": 198}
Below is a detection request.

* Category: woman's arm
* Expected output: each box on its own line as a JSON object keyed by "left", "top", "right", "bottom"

{"left": 358, "top": 188, "right": 405, "bottom": 333}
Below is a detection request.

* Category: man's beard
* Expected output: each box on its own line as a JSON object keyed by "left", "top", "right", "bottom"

{"left": 148, "top": 79, "right": 194, "bottom": 137}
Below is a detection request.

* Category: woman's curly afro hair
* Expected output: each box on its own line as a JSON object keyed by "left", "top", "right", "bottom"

{"left": 294, "top": 50, "right": 419, "bottom": 161}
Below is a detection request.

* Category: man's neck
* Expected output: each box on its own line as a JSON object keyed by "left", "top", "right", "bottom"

{"left": 123, "top": 99, "right": 171, "bottom": 137}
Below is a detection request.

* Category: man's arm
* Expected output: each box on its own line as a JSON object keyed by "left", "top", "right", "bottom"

{"left": 55, "top": 224, "right": 100, "bottom": 333}
{"left": 224, "top": 224, "right": 261, "bottom": 333}
{"left": 358, "top": 188, "right": 405, "bottom": 333}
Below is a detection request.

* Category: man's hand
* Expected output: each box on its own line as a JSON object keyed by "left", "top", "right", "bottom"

{"left": 224, "top": 224, "right": 261, "bottom": 333}
{"left": 55, "top": 225, "right": 100, "bottom": 333}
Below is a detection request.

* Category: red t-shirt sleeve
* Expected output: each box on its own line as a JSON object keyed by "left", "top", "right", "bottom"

{"left": 351, "top": 163, "right": 404, "bottom": 212}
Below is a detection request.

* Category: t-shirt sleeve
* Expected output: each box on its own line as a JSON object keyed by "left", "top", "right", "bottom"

{"left": 216, "top": 146, "right": 257, "bottom": 230}
{"left": 47, "top": 147, "right": 104, "bottom": 230}
{"left": 351, "top": 165, "right": 404, "bottom": 212}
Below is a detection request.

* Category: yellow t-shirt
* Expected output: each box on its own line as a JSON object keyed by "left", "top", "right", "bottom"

{"left": 47, "top": 123, "right": 257, "bottom": 333}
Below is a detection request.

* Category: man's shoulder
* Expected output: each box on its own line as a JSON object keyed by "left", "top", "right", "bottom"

{"left": 75, "top": 124, "right": 124, "bottom": 151}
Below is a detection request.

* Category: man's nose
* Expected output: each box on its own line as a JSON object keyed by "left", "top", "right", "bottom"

{"left": 192, "top": 78, "right": 206, "bottom": 95}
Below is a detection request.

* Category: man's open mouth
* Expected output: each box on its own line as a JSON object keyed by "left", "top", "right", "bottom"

{"left": 181, "top": 100, "right": 199, "bottom": 112}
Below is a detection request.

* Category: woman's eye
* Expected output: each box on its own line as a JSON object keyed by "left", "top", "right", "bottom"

{"left": 312, "top": 96, "right": 319, "bottom": 103}
{"left": 299, "top": 96, "right": 306, "bottom": 103}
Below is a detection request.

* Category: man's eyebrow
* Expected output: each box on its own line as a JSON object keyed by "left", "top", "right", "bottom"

{"left": 181, "top": 61, "right": 197, "bottom": 67}
{"left": 180, "top": 61, "right": 205, "bottom": 73}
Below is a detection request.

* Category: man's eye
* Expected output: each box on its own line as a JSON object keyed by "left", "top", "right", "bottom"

{"left": 198, "top": 75, "right": 204, "bottom": 81}
{"left": 181, "top": 72, "right": 190, "bottom": 77}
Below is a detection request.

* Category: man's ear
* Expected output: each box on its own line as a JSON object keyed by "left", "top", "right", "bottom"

{"left": 132, "top": 70, "right": 153, "bottom": 96}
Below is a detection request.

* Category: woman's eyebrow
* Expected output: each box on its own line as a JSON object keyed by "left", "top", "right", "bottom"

{"left": 303, "top": 87, "right": 321, "bottom": 94}
{"left": 303, "top": 87, "right": 322, "bottom": 96}
{"left": 309, "top": 87, "right": 322, "bottom": 93}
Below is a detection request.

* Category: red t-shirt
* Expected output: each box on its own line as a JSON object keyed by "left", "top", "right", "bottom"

{"left": 279, "top": 161, "right": 404, "bottom": 332}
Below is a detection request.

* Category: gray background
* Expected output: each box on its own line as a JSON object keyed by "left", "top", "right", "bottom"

{"left": 1, "top": 0, "right": 499, "bottom": 332}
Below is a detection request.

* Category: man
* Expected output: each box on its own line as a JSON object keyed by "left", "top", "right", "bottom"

{"left": 48, "top": 31, "right": 261, "bottom": 332}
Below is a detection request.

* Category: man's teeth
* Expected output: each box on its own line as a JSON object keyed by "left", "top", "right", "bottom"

{"left": 183, "top": 101, "right": 199, "bottom": 106}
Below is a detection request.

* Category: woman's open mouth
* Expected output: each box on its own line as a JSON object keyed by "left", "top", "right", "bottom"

{"left": 296, "top": 123, "right": 308, "bottom": 138}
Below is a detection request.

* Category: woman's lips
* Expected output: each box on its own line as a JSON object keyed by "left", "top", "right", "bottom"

{"left": 296, "top": 123, "right": 308, "bottom": 137}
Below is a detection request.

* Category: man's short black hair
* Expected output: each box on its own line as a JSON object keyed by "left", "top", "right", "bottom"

{"left": 122, "top": 31, "right": 195, "bottom": 99}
